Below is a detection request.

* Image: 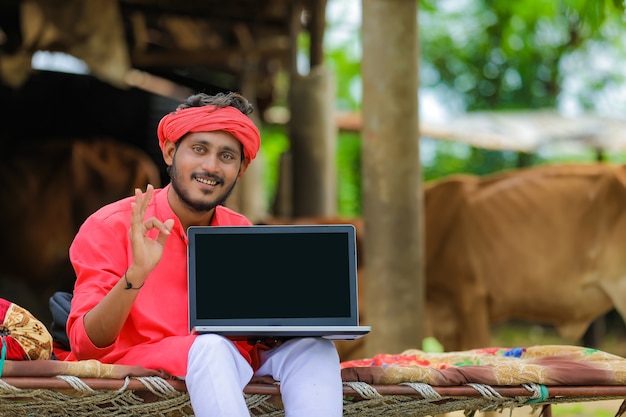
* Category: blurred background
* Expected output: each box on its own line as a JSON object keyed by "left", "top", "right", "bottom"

{"left": 1, "top": 0, "right": 626, "bottom": 362}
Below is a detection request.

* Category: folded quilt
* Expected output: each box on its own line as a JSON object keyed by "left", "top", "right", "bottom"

{"left": 340, "top": 345, "right": 626, "bottom": 386}
{"left": 1, "top": 359, "right": 174, "bottom": 379}
{"left": 4, "top": 344, "right": 626, "bottom": 389}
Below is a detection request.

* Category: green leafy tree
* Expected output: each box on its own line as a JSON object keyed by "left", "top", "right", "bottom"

{"left": 419, "top": 0, "right": 626, "bottom": 178}
{"left": 420, "top": 0, "right": 625, "bottom": 110}
{"left": 321, "top": 0, "right": 626, "bottom": 215}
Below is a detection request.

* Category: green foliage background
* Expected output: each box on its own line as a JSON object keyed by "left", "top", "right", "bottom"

{"left": 261, "top": 0, "right": 626, "bottom": 217}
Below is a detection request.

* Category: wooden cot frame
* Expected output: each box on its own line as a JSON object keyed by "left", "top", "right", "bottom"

{"left": 3, "top": 376, "right": 626, "bottom": 417}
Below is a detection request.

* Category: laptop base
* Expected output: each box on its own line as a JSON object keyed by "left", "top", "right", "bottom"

{"left": 191, "top": 325, "right": 371, "bottom": 340}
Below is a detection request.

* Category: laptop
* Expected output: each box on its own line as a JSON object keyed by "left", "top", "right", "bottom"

{"left": 187, "top": 224, "right": 371, "bottom": 340}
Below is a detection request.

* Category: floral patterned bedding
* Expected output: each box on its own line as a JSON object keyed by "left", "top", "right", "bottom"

{"left": 340, "top": 345, "right": 626, "bottom": 386}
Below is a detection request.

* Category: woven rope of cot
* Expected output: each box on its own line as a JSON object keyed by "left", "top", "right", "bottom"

{"left": 2, "top": 376, "right": 626, "bottom": 417}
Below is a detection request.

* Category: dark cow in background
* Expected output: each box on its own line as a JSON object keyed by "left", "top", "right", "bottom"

{"left": 0, "top": 137, "right": 161, "bottom": 324}
{"left": 263, "top": 163, "right": 626, "bottom": 361}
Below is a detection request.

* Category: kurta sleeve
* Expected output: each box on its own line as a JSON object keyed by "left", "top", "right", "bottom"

{"left": 67, "top": 210, "right": 131, "bottom": 360}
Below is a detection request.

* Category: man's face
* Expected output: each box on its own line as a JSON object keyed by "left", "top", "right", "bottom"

{"left": 166, "top": 131, "right": 249, "bottom": 213}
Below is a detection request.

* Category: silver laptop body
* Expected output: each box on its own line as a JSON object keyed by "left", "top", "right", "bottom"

{"left": 187, "top": 224, "right": 371, "bottom": 340}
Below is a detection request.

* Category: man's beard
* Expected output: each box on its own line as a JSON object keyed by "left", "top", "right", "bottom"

{"left": 169, "top": 163, "right": 238, "bottom": 213}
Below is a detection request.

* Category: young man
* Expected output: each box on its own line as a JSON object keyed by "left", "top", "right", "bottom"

{"left": 66, "top": 92, "right": 343, "bottom": 416}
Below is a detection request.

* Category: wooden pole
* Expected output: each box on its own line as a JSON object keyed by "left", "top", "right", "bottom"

{"left": 289, "top": 67, "right": 337, "bottom": 217}
{"left": 225, "top": 24, "right": 267, "bottom": 222}
{"left": 307, "top": 0, "right": 327, "bottom": 68}
{"left": 285, "top": 0, "right": 337, "bottom": 217}
{"left": 361, "top": 0, "right": 423, "bottom": 356}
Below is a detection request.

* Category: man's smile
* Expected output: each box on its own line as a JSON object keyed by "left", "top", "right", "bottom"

{"left": 194, "top": 175, "right": 220, "bottom": 186}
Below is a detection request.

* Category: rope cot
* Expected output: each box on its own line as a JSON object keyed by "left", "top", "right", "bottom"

{"left": 0, "top": 376, "right": 192, "bottom": 417}
{"left": 6, "top": 297, "right": 626, "bottom": 415}
{"left": 3, "top": 376, "right": 626, "bottom": 417}
{"left": 5, "top": 336, "right": 626, "bottom": 416}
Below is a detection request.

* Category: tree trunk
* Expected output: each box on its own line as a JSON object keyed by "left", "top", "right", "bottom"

{"left": 361, "top": 0, "right": 424, "bottom": 356}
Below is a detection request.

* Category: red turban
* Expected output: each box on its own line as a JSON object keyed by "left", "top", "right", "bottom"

{"left": 157, "top": 105, "right": 261, "bottom": 161}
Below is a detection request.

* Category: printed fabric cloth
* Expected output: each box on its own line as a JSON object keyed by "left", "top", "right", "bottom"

{"left": 0, "top": 298, "right": 53, "bottom": 361}
{"left": 340, "top": 345, "right": 626, "bottom": 386}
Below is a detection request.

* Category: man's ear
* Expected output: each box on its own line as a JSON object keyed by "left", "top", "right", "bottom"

{"left": 238, "top": 158, "right": 251, "bottom": 177}
{"left": 162, "top": 140, "right": 177, "bottom": 166}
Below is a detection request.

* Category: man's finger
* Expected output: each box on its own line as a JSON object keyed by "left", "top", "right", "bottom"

{"left": 143, "top": 217, "right": 173, "bottom": 235}
{"left": 137, "top": 184, "right": 154, "bottom": 213}
{"left": 156, "top": 219, "right": 176, "bottom": 245}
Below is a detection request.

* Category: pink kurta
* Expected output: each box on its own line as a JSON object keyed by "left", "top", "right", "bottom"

{"left": 65, "top": 184, "right": 254, "bottom": 376}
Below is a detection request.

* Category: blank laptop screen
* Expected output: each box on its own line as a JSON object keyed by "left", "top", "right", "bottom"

{"left": 188, "top": 224, "right": 359, "bottom": 327}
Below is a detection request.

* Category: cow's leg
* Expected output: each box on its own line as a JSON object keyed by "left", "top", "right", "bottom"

{"left": 457, "top": 285, "right": 491, "bottom": 350}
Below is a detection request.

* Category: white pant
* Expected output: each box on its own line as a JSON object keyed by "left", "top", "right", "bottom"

{"left": 186, "top": 334, "right": 343, "bottom": 417}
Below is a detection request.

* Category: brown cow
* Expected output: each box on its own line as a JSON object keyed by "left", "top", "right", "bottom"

{"left": 0, "top": 137, "right": 161, "bottom": 324}
{"left": 425, "top": 162, "right": 626, "bottom": 351}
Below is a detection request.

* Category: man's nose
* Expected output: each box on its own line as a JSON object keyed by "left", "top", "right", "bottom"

{"left": 201, "top": 154, "right": 220, "bottom": 171}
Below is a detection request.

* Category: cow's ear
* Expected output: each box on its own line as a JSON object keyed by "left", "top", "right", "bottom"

{"left": 162, "top": 140, "right": 176, "bottom": 166}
